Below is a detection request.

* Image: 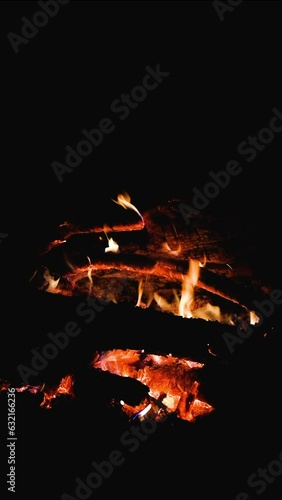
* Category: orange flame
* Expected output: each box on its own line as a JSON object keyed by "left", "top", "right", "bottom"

{"left": 112, "top": 192, "right": 144, "bottom": 223}
{"left": 43, "top": 268, "right": 60, "bottom": 293}
{"left": 179, "top": 259, "right": 200, "bottom": 318}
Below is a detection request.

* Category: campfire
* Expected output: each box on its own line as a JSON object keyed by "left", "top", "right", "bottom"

{"left": 1, "top": 193, "right": 276, "bottom": 423}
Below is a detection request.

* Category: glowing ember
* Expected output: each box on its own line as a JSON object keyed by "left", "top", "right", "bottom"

{"left": 0, "top": 357, "right": 212, "bottom": 424}
{"left": 0, "top": 375, "right": 75, "bottom": 409}
{"left": 92, "top": 349, "right": 213, "bottom": 423}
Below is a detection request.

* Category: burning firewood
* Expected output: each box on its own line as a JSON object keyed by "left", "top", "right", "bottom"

{"left": 41, "top": 192, "right": 145, "bottom": 254}
{"left": 31, "top": 193, "right": 273, "bottom": 327}
{"left": 0, "top": 349, "right": 214, "bottom": 424}
{"left": 1, "top": 192, "right": 276, "bottom": 428}
{"left": 31, "top": 253, "right": 267, "bottom": 328}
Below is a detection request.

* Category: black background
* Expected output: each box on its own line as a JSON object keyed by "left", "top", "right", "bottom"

{"left": 1, "top": 1, "right": 282, "bottom": 499}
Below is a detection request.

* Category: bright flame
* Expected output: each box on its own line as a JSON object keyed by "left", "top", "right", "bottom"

{"left": 162, "top": 242, "right": 182, "bottom": 256}
{"left": 133, "top": 403, "right": 152, "bottom": 420}
{"left": 192, "top": 302, "right": 221, "bottom": 322}
{"left": 103, "top": 225, "right": 120, "bottom": 253}
{"left": 150, "top": 259, "right": 233, "bottom": 323}
{"left": 179, "top": 259, "right": 200, "bottom": 318}
{"left": 105, "top": 237, "right": 119, "bottom": 253}
{"left": 43, "top": 268, "right": 60, "bottom": 293}
{"left": 136, "top": 280, "right": 154, "bottom": 308}
{"left": 136, "top": 279, "right": 144, "bottom": 307}
{"left": 87, "top": 256, "right": 93, "bottom": 292}
{"left": 153, "top": 290, "right": 179, "bottom": 316}
{"left": 250, "top": 310, "right": 261, "bottom": 325}
{"left": 112, "top": 192, "right": 144, "bottom": 223}
{"left": 199, "top": 253, "right": 207, "bottom": 267}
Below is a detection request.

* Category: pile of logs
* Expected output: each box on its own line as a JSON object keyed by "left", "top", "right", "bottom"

{"left": 32, "top": 197, "right": 273, "bottom": 327}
